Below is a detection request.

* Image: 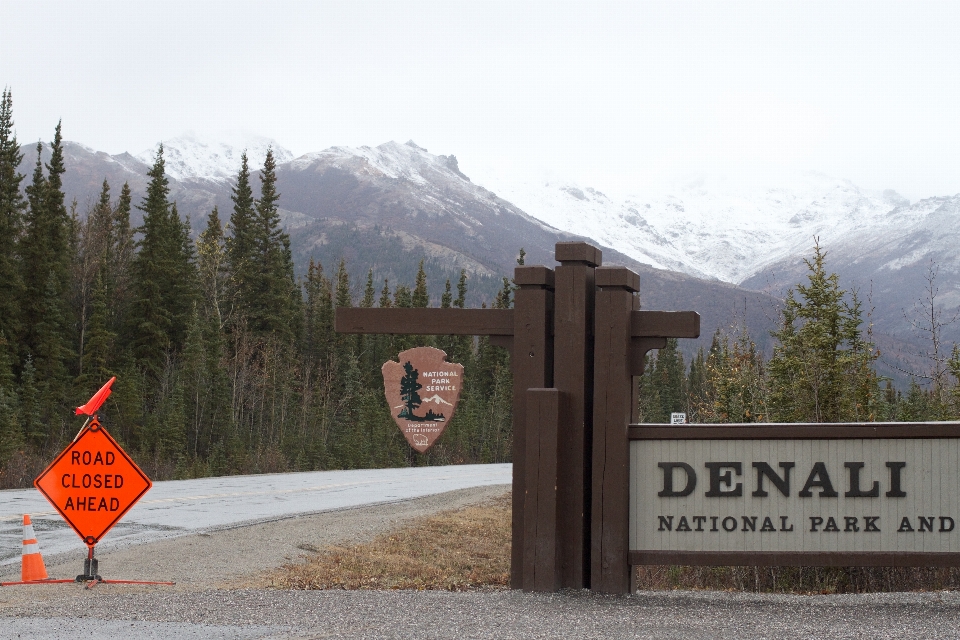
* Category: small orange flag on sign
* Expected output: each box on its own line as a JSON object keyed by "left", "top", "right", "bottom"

{"left": 75, "top": 377, "right": 116, "bottom": 416}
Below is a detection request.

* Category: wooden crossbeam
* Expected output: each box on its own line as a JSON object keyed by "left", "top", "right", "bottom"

{"left": 631, "top": 310, "right": 700, "bottom": 338}
{"left": 335, "top": 307, "right": 514, "bottom": 336}
{"left": 336, "top": 307, "right": 699, "bottom": 339}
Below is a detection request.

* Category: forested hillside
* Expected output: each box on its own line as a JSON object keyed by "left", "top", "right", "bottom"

{"left": 639, "top": 243, "right": 960, "bottom": 425}
{"left": 0, "top": 94, "right": 514, "bottom": 488}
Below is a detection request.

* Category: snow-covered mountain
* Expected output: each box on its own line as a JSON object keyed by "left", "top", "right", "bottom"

{"left": 20, "top": 136, "right": 785, "bottom": 353}
{"left": 468, "top": 169, "right": 939, "bottom": 286}
{"left": 467, "top": 165, "right": 960, "bottom": 356}
{"left": 135, "top": 132, "right": 294, "bottom": 183}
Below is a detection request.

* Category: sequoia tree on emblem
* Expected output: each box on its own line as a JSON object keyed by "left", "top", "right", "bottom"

{"left": 382, "top": 346, "right": 464, "bottom": 453}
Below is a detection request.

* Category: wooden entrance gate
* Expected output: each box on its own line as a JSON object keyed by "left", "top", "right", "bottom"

{"left": 336, "top": 241, "right": 700, "bottom": 594}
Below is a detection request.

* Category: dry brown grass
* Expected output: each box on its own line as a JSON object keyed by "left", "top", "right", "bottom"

{"left": 269, "top": 489, "right": 960, "bottom": 593}
{"left": 270, "top": 492, "right": 511, "bottom": 591}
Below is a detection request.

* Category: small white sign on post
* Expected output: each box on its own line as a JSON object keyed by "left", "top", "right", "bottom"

{"left": 670, "top": 412, "right": 686, "bottom": 425}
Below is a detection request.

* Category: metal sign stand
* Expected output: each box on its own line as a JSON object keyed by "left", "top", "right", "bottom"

{"left": 75, "top": 542, "right": 174, "bottom": 589}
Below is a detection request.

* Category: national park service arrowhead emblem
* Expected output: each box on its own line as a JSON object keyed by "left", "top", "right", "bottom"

{"left": 382, "top": 346, "right": 463, "bottom": 453}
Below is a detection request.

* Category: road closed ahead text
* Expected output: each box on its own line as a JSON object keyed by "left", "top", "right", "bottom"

{"left": 34, "top": 420, "right": 152, "bottom": 544}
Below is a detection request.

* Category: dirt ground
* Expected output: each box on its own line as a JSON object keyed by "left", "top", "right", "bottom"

{"left": 0, "top": 484, "right": 510, "bottom": 601}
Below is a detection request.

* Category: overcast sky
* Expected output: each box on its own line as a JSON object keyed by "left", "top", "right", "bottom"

{"left": 4, "top": 1, "right": 960, "bottom": 199}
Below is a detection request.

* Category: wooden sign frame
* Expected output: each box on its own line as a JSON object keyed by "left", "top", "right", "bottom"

{"left": 336, "top": 241, "right": 700, "bottom": 594}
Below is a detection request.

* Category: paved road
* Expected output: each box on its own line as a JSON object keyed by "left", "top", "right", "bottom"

{"left": 0, "top": 463, "right": 511, "bottom": 566}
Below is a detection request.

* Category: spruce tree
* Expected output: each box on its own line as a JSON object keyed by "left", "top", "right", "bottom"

{"left": 129, "top": 145, "right": 173, "bottom": 370}
{"left": 767, "top": 242, "right": 879, "bottom": 422}
{"left": 46, "top": 122, "right": 67, "bottom": 227}
{"left": 75, "top": 180, "right": 114, "bottom": 378}
{"left": 227, "top": 151, "right": 255, "bottom": 320}
{"left": 19, "top": 357, "right": 42, "bottom": 448}
{"left": 361, "top": 270, "right": 375, "bottom": 308}
{"left": 379, "top": 279, "right": 392, "bottom": 308}
{"left": 109, "top": 182, "right": 135, "bottom": 353}
{"left": 31, "top": 272, "right": 69, "bottom": 422}
{"left": 449, "top": 270, "right": 471, "bottom": 363}
{"left": 412, "top": 260, "right": 429, "bottom": 308}
{"left": 686, "top": 346, "right": 707, "bottom": 421}
{"left": 172, "top": 204, "right": 200, "bottom": 346}
{"left": 334, "top": 258, "right": 351, "bottom": 309}
{"left": 648, "top": 339, "right": 686, "bottom": 421}
{"left": 441, "top": 279, "right": 452, "bottom": 308}
{"left": 0, "top": 329, "right": 21, "bottom": 468}
{"left": 455, "top": 269, "right": 467, "bottom": 309}
{"left": 436, "top": 279, "right": 456, "bottom": 359}
{"left": 244, "top": 148, "right": 300, "bottom": 339}
{"left": 303, "top": 259, "right": 335, "bottom": 372}
{"left": 21, "top": 125, "right": 73, "bottom": 398}
{"left": 0, "top": 383, "right": 22, "bottom": 468}
{"left": 196, "top": 207, "right": 231, "bottom": 331}
{"left": 698, "top": 330, "right": 767, "bottom": 423}
{"left": 493, "top": 277, "right": 512, "bottom": 310}
{"left": 78, "top": 271, "right": 113, "bottom": 389}
{"left": 90, "top": 179, "right": 113, "bottom": 262}
{"left": 129, "top": 146, "right": 198, "bottom": 376}
{"left": 332, "top": 258, "right": 356, "bottom": 367}
{"left": 0, "top": 89, "right": 25, "bottom": 357}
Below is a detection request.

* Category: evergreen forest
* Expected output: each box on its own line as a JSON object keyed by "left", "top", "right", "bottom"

{"left": 0, "top": 93, "right": 514, "bottom": 488}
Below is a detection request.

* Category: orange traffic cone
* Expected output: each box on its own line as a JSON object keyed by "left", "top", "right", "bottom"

{"left": 20, "top": 515, "right": 48, "bottom": 582}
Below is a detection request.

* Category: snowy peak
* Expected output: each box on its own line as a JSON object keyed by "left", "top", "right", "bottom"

{"left": 289, "top": 140, "right": 470, "bottom": 186}
{"left": 470, "top": 167, "right": 934, "bottom": 284}
{"left": 136, "top": 132, "right": 294, "bottom": 182}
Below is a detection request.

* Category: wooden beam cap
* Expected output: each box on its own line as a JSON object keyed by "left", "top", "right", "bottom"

{"left": 555, "top": 242, "right": 602, "bottom": 267}
{"left": 514, "top": 265, "right": 555, "bottom": 288}
{"left": 595, "top": 266, "right": 640, "bottom": 292}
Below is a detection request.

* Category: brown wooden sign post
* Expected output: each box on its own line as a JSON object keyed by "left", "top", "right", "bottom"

{"left": 336, "top": 241, "right": 700, "bottom": 594}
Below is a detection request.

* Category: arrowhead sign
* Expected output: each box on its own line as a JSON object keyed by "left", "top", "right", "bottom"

{"left": 382, "top": 346, "right": 463, "bottom": 453}
{"left": 34, "top": 418, "right": 152, "bottom": 546}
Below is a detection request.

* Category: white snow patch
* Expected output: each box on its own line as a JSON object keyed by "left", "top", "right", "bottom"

{"left": 466, "top": 165, "right": 943, "bottom": 284}
{"left": 136, "top": 131, "right": 293, "bottom": 182}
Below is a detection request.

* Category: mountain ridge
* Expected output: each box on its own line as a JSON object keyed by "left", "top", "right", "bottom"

{"left": 24, "top": 135, "right": 957, "bottom": 368}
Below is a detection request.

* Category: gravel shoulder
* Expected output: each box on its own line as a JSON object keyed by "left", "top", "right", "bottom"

{"left": 4, "top": 484, "right": 960, "bottom": 639}
{"left": 4, "top": 587, "right": 960, "bottom": 639}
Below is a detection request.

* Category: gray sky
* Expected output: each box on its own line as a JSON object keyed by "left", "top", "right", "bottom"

{"left": 4, "top": 0, "right": 960, "bottom": 199}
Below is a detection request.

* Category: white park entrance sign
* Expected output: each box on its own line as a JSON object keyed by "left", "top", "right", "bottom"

{"left": 629, "top": 423, "right": 960, "bottom": 566}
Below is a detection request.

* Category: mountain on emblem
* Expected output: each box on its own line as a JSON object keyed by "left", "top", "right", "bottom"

{"left": 421, "top": 394, "right": 453, "bottom": 406}
{"left": 382, "top": 346, "right": 463, "bottom": 453}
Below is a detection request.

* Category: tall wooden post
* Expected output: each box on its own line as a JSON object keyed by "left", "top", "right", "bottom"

{"left": 510, "top": 265, "right": 555, "bottom": 589}
{"left": 591, "top": 266, "right": 640, "bottom": 594}
{"left": 522, "top": 387, "right": 561, "bottom": 591}
{"left": 553, "top": 242, "right": 600, "bottom": 589}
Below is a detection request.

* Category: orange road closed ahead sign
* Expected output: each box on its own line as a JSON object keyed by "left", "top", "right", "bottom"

{"left": 34, "top": 418, "right": 152, "bottom": 546}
